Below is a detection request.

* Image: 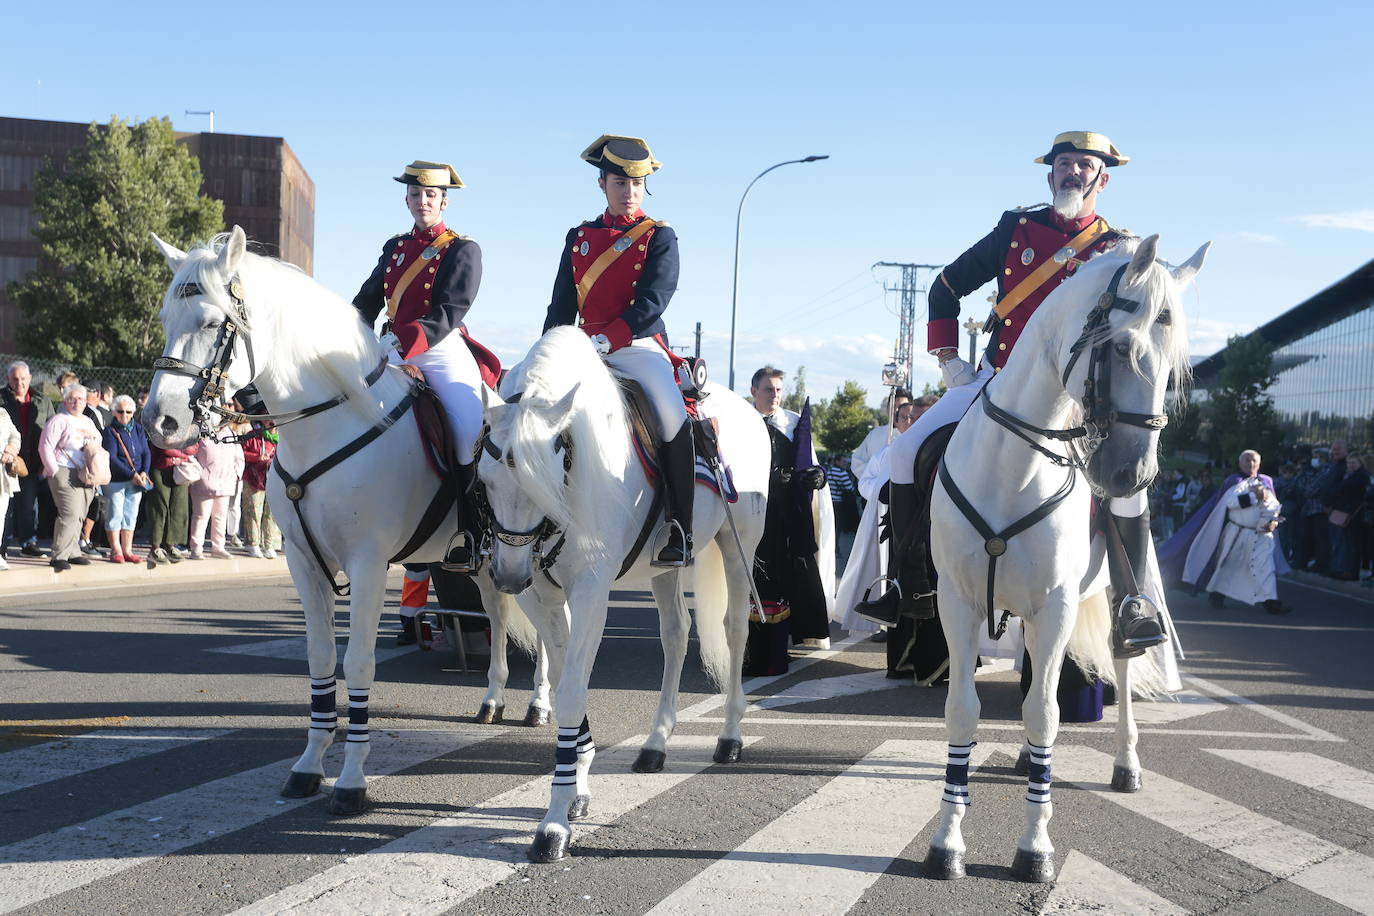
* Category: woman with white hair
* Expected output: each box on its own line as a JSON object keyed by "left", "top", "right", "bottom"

{"left": 0, "top": 404, "right": 21, "bottom": 571}
{"left": 100, "top": 394, "right": 152, "bottom": 563}
{"left": 37, "top": 383, "right": 101, "bottom": 572}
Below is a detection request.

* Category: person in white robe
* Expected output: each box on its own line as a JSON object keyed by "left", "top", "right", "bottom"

{"left": 1184, "top": 450, "right": 1290, "bottom": 614}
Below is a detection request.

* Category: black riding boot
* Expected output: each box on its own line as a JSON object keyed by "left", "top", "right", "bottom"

{"left": 396, "top": 614, "right": 418, "bottom": 646}
{"left": 653, "top": 424, "right": 695, "bottom": 567}
{"left": 855, "top": 482, "right": 933, "bottom": 625}
{"left": 442, "top": 462, "right": 483, "bottom": 573}
{"left": 1110, "top": 510, "right": 1168, "bottom": 659}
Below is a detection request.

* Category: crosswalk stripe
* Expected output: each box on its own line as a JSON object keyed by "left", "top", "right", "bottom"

{"left": 1203, "top": 749, "right": 1374, "bottom": 812}
{"left": 208, "top": 637, "right": 412, "bottom": 664}
{"left": 227, "top": 735, "right": 761, "bottom": 916}
{"left": 1185, "top": 676, "right": 1345, "bottom": 743}
{"left": 0, "top": 728, "right": 231, "bottom": 795}
{"left": 1040, "top": 849, "right": 1188, "bottom": 914}
{"left": 0, "top": 728, "right": 496, "bottom": 915}
{"left": 1056, "top": 745, "right": 1374, "bottom": 915}
{"left": 646, "top": 739, "right": 998, "bottom": 915}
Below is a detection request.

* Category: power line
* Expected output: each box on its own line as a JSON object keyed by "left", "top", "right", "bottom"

{"left": 872, "top": 262, "right": 941, "bottom": 389}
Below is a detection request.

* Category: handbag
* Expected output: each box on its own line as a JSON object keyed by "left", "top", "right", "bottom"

{"left": 3, "top": 455, "right": 25, "bottom": 478}
{"left": 111, "top": 430, "right": 152, "bottom": 490}
{"left": 78, "top": 440, "right": 112, "bottom": 487}
{"left": 172, "top": 457, "right": 203, "bottom": 485}
{"left": 1329, "top": 508, "right": 1354, "bottom": 528}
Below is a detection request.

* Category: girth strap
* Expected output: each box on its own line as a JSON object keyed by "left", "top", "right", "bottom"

{"left": 937, "top": 458, "right": 1077, "bottom": 639}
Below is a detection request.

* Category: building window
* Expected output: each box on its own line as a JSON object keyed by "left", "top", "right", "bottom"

{"left": 0, "top": 205, "right": 38, "bottom": 242}
{"left": 0, "top": 255, "right": 39, "bottom": 289}
{"left": 0, "top": 155, "right": 44, "bottom": 192}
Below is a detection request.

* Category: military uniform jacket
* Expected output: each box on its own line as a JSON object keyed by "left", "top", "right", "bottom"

{"left": 353, "top": 222, "right": 482, "bottom": 361}
{"left": 927, "top": 206, "right": 1125, "bottom": 369}
{"left": 543, "top": 209, "right": 679, "bottom": 352}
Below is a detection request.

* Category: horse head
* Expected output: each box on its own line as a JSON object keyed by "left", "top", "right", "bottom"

{"left": 143, "top": 225, "right": 263, "bottom": 448}
{"left": 1063, "top": 234, "right": 1207, "bottom": 497}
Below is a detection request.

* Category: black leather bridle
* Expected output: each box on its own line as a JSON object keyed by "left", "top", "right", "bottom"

{"left": 473, "top": 407, "right": 572, "bottom": 575}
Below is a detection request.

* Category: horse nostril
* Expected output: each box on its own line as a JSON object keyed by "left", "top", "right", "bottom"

{"left": 158, "top": 416, "right": 179, "bottom": 435}
{"left": 1111, "top": 467, "right": 1138, "bottom": 492}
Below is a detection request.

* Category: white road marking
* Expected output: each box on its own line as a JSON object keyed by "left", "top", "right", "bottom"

{"left": 1056, "top": 745, "right": 1374, "bottom": 915}
{"left": 677, "top": 632, "right": 867, "bottom": 723}
{"left": 689, "top": 717, "right": 1323, "bottom": 741}
{"left": 745, "top": 670, "right": 904, "bottom": 712}
{"left": 227, "top": 735, "right": 761, "bottom": 916}
{"left": 646, "top": 740, "right": 998, "bottom": 915}
{"left": 1186, "top": 675, "right": 1345, "bottom": 743}
{"left": 208, "top": 636, "right": 411, "bottom": 665}
{"left": 1204, "top": 749, "right": 1374, "bottom": 811}
{"left": 0, "top": 728, "right": 231, "bottom": 795}
{"left": 1100, "top": 688, "right": 1225, "bottom": 726}
{"left": 0, "top": 728, "right": 496, "bottom": 915}
{"left": 1040, "top": 849, "right": 1189, "bottom": 914}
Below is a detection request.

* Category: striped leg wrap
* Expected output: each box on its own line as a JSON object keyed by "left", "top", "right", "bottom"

{"left": 943, "top": 742, "right": 975, "bottom": 806}
{"left": 346, "top": 689, "right": 369, "bottom": 744}
{"left": 553, "top": 717, "right": 592, "bottom": 787}
{"left": 309, "top": 677, "right": 337, "bottom": 732}
{"left": 1025, "top": 742, "right": 1052, "bottom": 804}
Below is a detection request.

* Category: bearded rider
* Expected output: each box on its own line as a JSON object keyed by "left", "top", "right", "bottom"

{"left": 856, "top": 131, "right": 1168, "bottom": 659}
{"left": 543, "top": 135, "right": 693, "bottom": 567}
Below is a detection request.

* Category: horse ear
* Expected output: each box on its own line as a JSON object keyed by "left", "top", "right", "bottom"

{"left": 1170, "top": 241, "right": 1211, "bottom": 290}
{"left": 217, "top": 225, "right": 248, "bottom": 276}
{"left": 151, "top": 233, "right": 187, "bottom": 271}
{"left": 544, "top": 383, "right": 581, "bottom": 429}
{"left": 1126, "top": 233, "right": 1159, "bottom": 285}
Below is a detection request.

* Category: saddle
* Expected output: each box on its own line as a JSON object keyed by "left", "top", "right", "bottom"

{"left": 411, "top": 382, "right": 461, "bottom": 477}
{"left": 892, "top": 423, "right": 958, "bottom": 618}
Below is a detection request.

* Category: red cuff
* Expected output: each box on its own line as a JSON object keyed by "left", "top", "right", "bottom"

{"left": 583, "top": 319, "right": 634, "bottom": 352}
{"left": 397, "top": 324, "right": 429, "bottom": 360}
{"left": 927, "top": 318, "right": 958, "bottom": 353}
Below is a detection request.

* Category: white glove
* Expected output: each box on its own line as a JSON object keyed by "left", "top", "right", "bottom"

{"left": 590, "top": 333, "right": 612, "bottom": 356}
{"left": 378, "top": 331, "right": 401, "bottom": 353}
{"left": 940, "top": 355, "right": 977, "bottom": 389}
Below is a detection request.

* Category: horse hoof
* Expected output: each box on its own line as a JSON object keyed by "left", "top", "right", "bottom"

{"left": 1010, "top": 848, "right": 1056, "bottom": 883}
{"left": 713, "top": 738, "right": 743, "bottom": 764}
{"left": 523, "top": 705, "right": 550, "bottom": 727}
{"left": 475, "top": 702, "right": 504, "bottom": 725}
{"left": 923, "top": 845, "right": 966, "bottom": 880}
{"left": 1111, "top": 765, "right": 1142, "bottom": 793}
{"left": 632, "top": 749, "right": 667, "bottom": 773}
{"left": 527, "top": 828, "right": 570, "bottom": 863}
{"left": 328, "top": 786, "right": 369, "bottom": 817}
{"left": 280, "top": 770, "right": 322, "bottom": 798}
{"left": 1014, "top": 748, "right": 1030, "bottom": 777}
{"left": 568, "top": 794, "right": 592, "bottom": 821}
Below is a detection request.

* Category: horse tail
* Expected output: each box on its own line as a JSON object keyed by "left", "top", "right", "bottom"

{"left": 690, "top": 539, "right": 731, "bottom": 689}
{"left": 493, "top": 593, "right": 539, "bottom": 657}
{"left": 1066, "top": 589, "right": 1170, "bottom": 699}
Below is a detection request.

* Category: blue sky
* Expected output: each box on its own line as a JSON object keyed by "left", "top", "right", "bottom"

{"left": 5, "top": 1, "right": 1372, "bottom": 404}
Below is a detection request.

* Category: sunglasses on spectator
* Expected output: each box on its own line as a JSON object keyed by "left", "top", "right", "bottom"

{"left": 114, "top": 409, "right": 134, "bottom": 414}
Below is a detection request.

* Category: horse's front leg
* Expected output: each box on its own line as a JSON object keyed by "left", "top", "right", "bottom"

{"left": 716, "top": 532, "right": 757, "bottom": 765}
{"left": 525, "top": 638, "right": 553, "bottom": 727}
{"left": 633, "top": 571, "right": 688, "bottom": 773}
{"left": 924, "top": 593, "right": 982, "bottom": 881}
{"left": 1012, "top": 589, "right": 1075, "bottom": 883}
{"left": 528, "top": 576, "right": 608, "bottom": 863}
{"left": 280, "top": 546, "right": 339, "bottom": 800}
{"left": 330, "top": 562, "right": 390, "bottom": 816}
{"left": 475, "top": 582, "right": 511, "bottom": 725}
{"left": 1111, "top": 653, "right": 1141, "bottom": 791}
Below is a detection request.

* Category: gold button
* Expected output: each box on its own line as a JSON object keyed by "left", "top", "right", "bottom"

{"left": 995, "top": 366, "right": 1002, "bottom": 373}
{"left": 572, "top": 245, "right": 579, "bottom": 253}
{"left": 424, "top": 299, "right": 430, "bottom": 305}
{"left": 999, "top": 343, "right": 1007, "bottom": 350}
{"left": 638, "top": 244, "right": 646, "bottom": 251}
{"left": 578, "top": 230, "right": 585, "bottom": 237}
{"left": 1004, "top": 318, "right": 1012, "bottom": 326}
{"left": 1004, "top": 268, "right": 1012, "bottom": 275}
{"left": 634, "top": 263, "right": 642, "bottom": 271}
{"left": 632, "top": 281, "right": 638, "bottom": 287}
{"left": 1019, "top": 217, "right": 1027, "bottom": 224}
{"left": 629, "top": 298, "right": 635, "bottom": 305}
{"left": 383, "top": 283, "right": 390, "bottom": 290}
{"left": 429, "top": 267, "right": 436, "bottom": 273}
{"left": 385, "top": 267, "right": 392, "bottom": 273}
{"left": 424, "top": 283, "right": 431, "bottom": 289}
{"left": 1010, "top": 241, "right": 1018, "bottom": 248}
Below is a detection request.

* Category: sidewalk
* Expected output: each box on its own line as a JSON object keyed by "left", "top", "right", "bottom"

{"left": 1282, "top": 568, "right": 1374, "bottom": 604}
{"left": 0, "top": 546, "right": 290, "bottom": 594}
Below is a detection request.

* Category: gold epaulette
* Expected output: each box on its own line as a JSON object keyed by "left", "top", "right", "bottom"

{"left": 1011, "top": 202, "right": 1050, "bottom": 213}
{"left": 653, "top": 220, "right": 671, "bottom": 228}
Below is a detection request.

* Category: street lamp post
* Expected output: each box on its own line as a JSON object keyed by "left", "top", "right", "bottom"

{"left": 728, "top": 155, "right": 829, "bottom": 391}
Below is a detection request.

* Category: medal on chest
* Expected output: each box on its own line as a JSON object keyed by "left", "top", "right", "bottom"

{"left": 612, "top": 236, "right": 633, "bottom": 252}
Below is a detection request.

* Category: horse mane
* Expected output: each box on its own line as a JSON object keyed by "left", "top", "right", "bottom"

{"left": 166, "top": 233, "right": 388, "bottom": 424}
{"left": 498, "top": 326, "right": 636, "bottom": 561}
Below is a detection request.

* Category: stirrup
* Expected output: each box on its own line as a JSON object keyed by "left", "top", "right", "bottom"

{"left": 1112, "top": 593, "right": 1167, "bottom": 658}
{"left": 441, "top": 530, "right": 482, "bottom": 574}
{"left": 651, "top": 519, "right": 692, "bottom": 568}
{"left": 855, "top": 576, "right": 902, "bottom": 626}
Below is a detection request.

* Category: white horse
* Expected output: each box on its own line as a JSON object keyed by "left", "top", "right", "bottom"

{"left": 925, "top": 235, "right": 1207, "bottom": 882}
{"left": 477, "top": 326, "right": 770, "bottom": 863}
{"left": 143, "top": 227, "right": 544, "bottom": 815}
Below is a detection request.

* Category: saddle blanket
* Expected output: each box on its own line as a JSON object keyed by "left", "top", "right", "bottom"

{"left": 631, "top": 431, "right": 739, "bottom": 503}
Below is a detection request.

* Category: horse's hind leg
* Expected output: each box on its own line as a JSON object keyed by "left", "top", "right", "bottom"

{"left": 1111, "top": 654, "right": 1141, "bottom": 791}
{"left": 281, "top": 549, "right": 339, "bottom": 799}
{"left": 633, "top": 572, "right": 689, "bottom": 773}
{"left": 524, "top": 641, "right": 553, "bottom": 727}
{"left": 1012, "top": 592, "right": 1075, "bottom": 883}
{"left": 925, "top": 596, "right": 982, "bottom": 880}
{"left": 476, "top": 586, "right": 510, "bottom": 725}
{"left": 330, "top": 564, "right": 390, "bottom": 816}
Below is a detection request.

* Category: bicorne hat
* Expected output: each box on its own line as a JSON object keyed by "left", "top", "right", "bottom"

{"left": 1034, "top": 132, "right": 1129, "bottom": 167}
{"left": 393, "top": 160, "right": 465, "bottom": 189}
{"left": 580, "top": 135, "right": 661, "bottom": 178}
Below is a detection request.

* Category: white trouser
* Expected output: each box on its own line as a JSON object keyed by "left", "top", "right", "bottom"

{"left": 605, "top": 338, "right": 687, "bottom": 438}
{"left": 397, "top": 332, "right": 483, "bottom": 464}
{"left": 887, "top": 366, "right": 1147, "bottom": 517}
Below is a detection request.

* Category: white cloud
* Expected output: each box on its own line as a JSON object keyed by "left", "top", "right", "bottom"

{"left": 1298, "top": 209, "right": 1374, "bottom": 233}
{"left": 1186, "top": 318, "right": 1254, "bottom": 359}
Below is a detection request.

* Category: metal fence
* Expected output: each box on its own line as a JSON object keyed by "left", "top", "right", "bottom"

{"left": 0, "top": 352, "right": 156, "bottom": 403}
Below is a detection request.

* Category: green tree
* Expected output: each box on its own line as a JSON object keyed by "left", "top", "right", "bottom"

{"left": 819, "top": 380, "right": 873, "bottom": 455}
{"left": 10, "top": 116, "right": 223, "bottom": 367}
{"left": 1204, "top": 333, "right": 1284, "bottom": 464}
{"left": 781, "top": 365, "right": 809, "bottom": 414}
{"left": 1159, "top": 394, "right": 1203, "bottom": 462}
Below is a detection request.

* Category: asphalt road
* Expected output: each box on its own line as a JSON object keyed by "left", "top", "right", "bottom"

{"left": 1, "top": 573, "right": 1371, "bottom": 915}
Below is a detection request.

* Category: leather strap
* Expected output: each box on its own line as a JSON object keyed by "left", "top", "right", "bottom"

{"left": 575, "top": 219, "right": 657, "bottom": 311}
{"left": 387, "top": 230, "right": 458, "bottom": 319}
{"left": 995, "top": 218, "right": 1111, "bottom": 319}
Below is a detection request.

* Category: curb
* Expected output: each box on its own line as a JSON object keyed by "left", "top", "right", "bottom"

{"left": 0, "top": 550, "right": 291, "bottom": 595}
{"left": 1280, "top": 569, "right": 1374, "bottom": 605}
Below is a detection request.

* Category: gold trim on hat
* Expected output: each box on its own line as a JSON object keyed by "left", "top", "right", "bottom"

{"left": 580, "top": 134, "right": 661, "bottom": 176}
{"left": 394, "top": 160, "right": 465, "bottom": 188}
{"left": 1033, "top": 131, "right": 1129, "bottom": 167}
